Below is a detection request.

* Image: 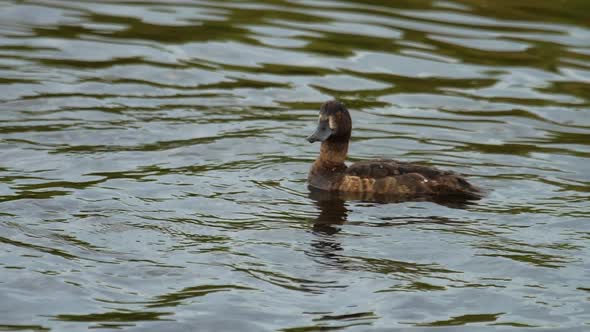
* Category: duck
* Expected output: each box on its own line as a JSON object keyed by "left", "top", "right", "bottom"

{"left": 306, "top": 100, "right": 482, "bottom": 200}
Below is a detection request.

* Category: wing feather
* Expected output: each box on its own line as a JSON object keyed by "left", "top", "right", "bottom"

{"left": 344, "top": 159, "right": 480, "bottom": 198}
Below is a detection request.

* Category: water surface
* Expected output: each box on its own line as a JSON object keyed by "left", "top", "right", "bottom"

{"left": 1, "top": 0, "right": 590, "bottom": 331}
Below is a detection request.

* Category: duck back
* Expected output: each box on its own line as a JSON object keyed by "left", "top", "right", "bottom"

{"left": 340, "top": 159, "right": 481, "bottom": 199}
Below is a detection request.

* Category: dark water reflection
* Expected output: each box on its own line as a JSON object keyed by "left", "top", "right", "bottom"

{"left": 1, "top": 0, "right": 590, "bottom": 330}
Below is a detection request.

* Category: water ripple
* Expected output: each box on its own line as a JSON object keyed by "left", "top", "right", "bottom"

{"left": 1, "top": 0, "right": 589, "bottom": 330}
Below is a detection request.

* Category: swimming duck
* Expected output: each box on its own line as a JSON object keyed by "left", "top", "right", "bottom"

{"left": 307, "top": 100, "right": 481, "bottom": 200}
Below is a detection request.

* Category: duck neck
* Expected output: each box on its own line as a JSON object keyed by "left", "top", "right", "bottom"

{"left": 316, "top": 139, "right": 348, "bottom": 168}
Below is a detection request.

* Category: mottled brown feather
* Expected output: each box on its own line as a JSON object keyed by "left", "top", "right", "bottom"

{"left": 346, "top": 159, "right": 451, "bottom": 179}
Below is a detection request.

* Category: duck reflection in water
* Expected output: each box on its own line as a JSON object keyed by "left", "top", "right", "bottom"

{"left": 307, "top": 188, "right": 348, "bottom": 264}
{"left": 308, "top": 187, "right": 477, "bottom": 233}
{"left": 306, "top": 188, "right": 475, "bottom": 267}
{"left": 308, "top": 188, "right": 349, "bottom": 235}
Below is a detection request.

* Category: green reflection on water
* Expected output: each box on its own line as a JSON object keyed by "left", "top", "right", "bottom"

{"left": 416, "top": 312, "right": 504, "bottom": 326}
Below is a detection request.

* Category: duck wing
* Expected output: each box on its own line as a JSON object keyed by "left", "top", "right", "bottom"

{"left": 345, "top": 159, "right": 451, "bottom": 179}
{"left": 343, "top": 159, "right": 481, "bottom": 198}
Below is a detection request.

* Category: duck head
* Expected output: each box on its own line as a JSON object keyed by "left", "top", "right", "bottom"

{"left": 307, "top": 100, "right": 352, "bottom": 143}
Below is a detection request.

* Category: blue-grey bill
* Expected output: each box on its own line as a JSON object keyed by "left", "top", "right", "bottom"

{"left": 307, "top": 120, "right": 332, "bottom": 143}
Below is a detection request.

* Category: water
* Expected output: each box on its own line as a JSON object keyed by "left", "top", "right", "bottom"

{"left": 1, "top": 0, "right": 589, "bottom": 330}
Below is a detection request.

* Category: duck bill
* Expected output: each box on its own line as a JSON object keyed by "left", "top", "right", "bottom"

{"left": 307, "top": 120, "right": 332, "bottom": 143}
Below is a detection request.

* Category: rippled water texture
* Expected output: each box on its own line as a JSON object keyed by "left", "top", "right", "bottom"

{"left": 1, "top": 0, "right": 590, "bottom": 330}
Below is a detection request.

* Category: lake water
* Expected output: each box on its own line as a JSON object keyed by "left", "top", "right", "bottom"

{"left": 1, "top": 0, "right": 589, "bottom": 331}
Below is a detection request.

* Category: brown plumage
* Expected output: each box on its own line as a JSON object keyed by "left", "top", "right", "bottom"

{"left": 307, "top": 100, "right": 482, "bottom": 200}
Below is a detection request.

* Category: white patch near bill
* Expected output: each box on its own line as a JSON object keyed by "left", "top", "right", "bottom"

{"left": 329, "top": 116, "right": 337, "bottom": 129}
